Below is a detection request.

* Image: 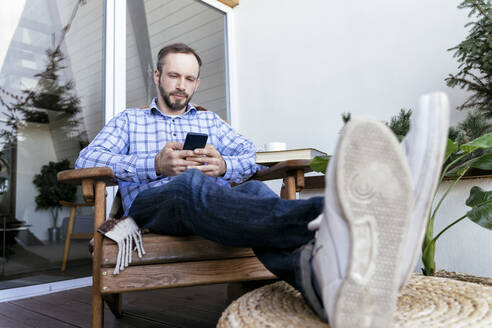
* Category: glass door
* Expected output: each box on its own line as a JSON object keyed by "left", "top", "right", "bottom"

{"left": 126, "top": 0, "right": 229, "bottom": 119}
{"left": 0, "top": 0, "right": 103, "bottom": 289}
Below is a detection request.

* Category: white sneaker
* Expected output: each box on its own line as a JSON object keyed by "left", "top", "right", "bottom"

{"left": 311, "top": 118, "right": 413, "bottom": 327}
{"left": 399, "top": 92, "right": 450, "bottom": 286}
{"left": 307, "top": 93, "right": 450, "bottom": 290}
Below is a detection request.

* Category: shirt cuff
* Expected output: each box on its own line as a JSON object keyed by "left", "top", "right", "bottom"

{"left": 135, "top": 154, "right": 158, "bottom": 181}
{"left": 222, "top": 156, "right": 235, "bottom": 181}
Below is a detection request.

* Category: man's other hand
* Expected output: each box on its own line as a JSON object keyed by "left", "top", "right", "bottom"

{"left": 187, "top": 144, "right": 226, "bottom": 177}
{"left": 155, "top": 142, "right": 196, "bottom": 176}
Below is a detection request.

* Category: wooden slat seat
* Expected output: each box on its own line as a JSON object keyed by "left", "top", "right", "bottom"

{"left": 100, "top": 234, "right": 267, "bottom": 294}
{"left": 100, "top": 256, "right": 270, "bottom": 294}
{"left": 101, "top": 234, "right": 255, "bottom": 267}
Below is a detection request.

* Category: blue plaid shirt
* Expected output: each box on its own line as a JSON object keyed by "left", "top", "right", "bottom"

{"left": 75, "top": 99, "right": 259, "bottom": 213}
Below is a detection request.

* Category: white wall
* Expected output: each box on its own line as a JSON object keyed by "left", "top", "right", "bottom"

{"left": 232, "top": 0, "right": 471, "bottom": 155}
{"left": 432, "top": 178, "right": 492, "bottom": 277}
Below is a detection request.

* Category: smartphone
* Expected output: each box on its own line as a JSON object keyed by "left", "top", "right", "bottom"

{"left": 183, "top": 132, "right": 208, "bottom": 150}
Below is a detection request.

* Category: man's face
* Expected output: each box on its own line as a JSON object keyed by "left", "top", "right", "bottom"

{"left": 154, "top": 52, "right": 200, "bottom": 113}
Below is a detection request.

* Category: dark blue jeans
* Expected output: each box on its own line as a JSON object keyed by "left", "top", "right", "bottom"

{"left": 128, "top": 169, "right": 323, "bottom": 289}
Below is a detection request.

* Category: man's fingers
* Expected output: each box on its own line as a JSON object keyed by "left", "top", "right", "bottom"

{"left": 193, "top": 148, "right": 208, "bottom": 156}
{"left": 187, "top": 157, "right": 222, "bottom": 168}
{"left": 181, "top": 150, "right": 196, "bottom": 158}
{"left": 194, "top": 144, "right": 218, "bottom": 157}
{"left": 187, "top": 156, "right": 209, "bottom": 164}
{"left": 192, "top": 164, "right": 218, "bottom": 173}
{"left": 169, "top": 150, "right": 195, "bottom": 159}
{"left": 186, "top": 165, "right": 202, "bottom": 171}
{"left": 165, "top": 142, "right": 184, "bottom": 150}
{"left": 177, "top": 159, "right": 201, "bottom": 167}
{"left": 185, "top": 156, "right": 205, "bottom": 162}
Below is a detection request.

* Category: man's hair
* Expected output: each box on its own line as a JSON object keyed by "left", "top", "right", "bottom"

{"left": 156, "top": 43, "right": 202, "bottom": 74}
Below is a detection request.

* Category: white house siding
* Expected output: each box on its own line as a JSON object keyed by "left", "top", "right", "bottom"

{"left": 125, "top": 0, "right": 227, "bottom": 118}
{"left": 55, "top": 0, "right": 103, "bottom": 147}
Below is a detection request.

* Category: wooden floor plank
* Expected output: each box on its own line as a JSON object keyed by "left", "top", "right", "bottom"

{"left": 0, "top": 312, "right": 35, "bottom": 328}
{"left": 0, "top": 283, "right": 233, "bottom": 328}
{"left": 0, "top": 302, "right": 76, "bottom": 328}
{"left": 121, "top": 284, "right": 228, "bottom": 327}
{"left": 12, "top": 297, "right": 91, "bottom": 328}
{"left": 13, "top": 296, "right": 153, "bottom": 328}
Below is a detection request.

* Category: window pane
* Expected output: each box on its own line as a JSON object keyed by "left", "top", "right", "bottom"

{"left": 126, "top": 0, "right": 228, "bottom": 119}
{"left": 0, "top": 0, "right": 103, "bottom": 288}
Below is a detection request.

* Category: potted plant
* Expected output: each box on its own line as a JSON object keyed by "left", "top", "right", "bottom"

{"left": 33, "top": 159, "right": 76, "bottom": 243}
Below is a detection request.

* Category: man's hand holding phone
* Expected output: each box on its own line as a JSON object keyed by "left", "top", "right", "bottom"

{"left": 181, "top": 132, "right": 226, "bottom": 177}
{"left": 187, "top": 144, "right": 226, "bottom": 177}
{"left": 154, "top": 142, "right": 197, "bottom": 177}
{"left": 155, "top": 133, "right": 226, "bottom": 177}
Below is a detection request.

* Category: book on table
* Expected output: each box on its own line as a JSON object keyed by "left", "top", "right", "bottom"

{"left": 256, "top": 148, "right": 327, "bottom": 165}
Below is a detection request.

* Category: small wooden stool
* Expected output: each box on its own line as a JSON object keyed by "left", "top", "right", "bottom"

{"left": 59, "top": 200, "right": 93, "bottom": 271}
{"left": 218, "top": 273, "right": 492, "bottom": 327}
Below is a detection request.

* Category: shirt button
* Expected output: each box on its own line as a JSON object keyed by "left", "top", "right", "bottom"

{"left": 173, "top": 133, "right": 176, "bottom": 136}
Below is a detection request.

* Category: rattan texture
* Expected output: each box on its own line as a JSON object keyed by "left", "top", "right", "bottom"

{"left": 217, "top": 274, "right": 492, "bottom": 328}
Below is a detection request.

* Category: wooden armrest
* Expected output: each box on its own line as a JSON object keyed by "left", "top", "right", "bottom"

{"left": 251, "top": 160, "right": 312, "bottom": 181}
{"left": 59, "top": 200, "right": 94, "bottom": 207}
{"left": 57, "top": 167, "right": 117, "bottom": 186}
{"left": 58, "top": 167, "right": 117, "bottom": 203}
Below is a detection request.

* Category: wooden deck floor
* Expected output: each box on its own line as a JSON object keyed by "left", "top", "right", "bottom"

{"left": 0, "top": 283, "right": 231, "bottom": 327}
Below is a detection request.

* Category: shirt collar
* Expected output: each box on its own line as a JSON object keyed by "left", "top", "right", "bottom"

{"left": 148, "top": 98, "right": 197, "bottom": 118}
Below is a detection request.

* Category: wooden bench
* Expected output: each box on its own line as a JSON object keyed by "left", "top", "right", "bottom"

{"left": 57, "top": 160, "right": 311, "bottom": 328}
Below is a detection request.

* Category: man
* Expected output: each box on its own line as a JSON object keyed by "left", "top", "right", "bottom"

{"left": 76, "top": 43, "right": 449, "bottom": 327}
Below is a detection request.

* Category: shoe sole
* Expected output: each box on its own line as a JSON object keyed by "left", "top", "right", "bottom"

{"left": 333, "top": 119, "right": 413, "bottom": 328}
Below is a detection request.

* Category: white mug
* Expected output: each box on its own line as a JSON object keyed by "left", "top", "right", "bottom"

{"left": 264, "top": 142, "right": 287, "bottom": 151}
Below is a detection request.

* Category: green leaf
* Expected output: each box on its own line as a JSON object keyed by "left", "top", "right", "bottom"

{"left": 465, "top": 186, "right": 492, "bottom": 207}
{"left": 444, "top": 138, "right": 459, "bottom": 162}
{"left": 460, "top": 132, "right": 492, "bottom": 153}
{"left": 446, "top": 153, "right": 492, "bottom": 177}
{"left": 465, "top": 186, "right": 492, "bottom": 230}
{"left": 310, "top": 155, "right": 330, "bottom": 174}
{"left": 469, "top": 153, "right": 492, "bottom": 170}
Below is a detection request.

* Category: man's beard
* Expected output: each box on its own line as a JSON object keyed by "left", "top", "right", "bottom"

{"left": 159, "top": 79, "right": 194, "bottom": 112}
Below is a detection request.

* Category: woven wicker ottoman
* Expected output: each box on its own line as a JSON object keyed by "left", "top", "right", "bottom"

{"left": 218, "top": 273, "right": 492, "bottom": 327}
